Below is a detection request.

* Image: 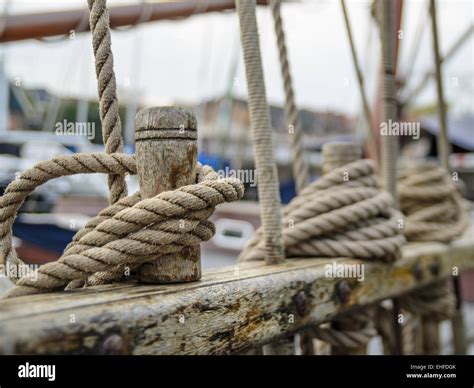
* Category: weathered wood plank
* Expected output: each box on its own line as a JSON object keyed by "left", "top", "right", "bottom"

{"left": 0, "top": 228, "right": 473, "bottom": 355}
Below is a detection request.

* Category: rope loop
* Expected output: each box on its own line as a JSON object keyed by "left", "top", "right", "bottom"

{"left": 1, "top": 154, "right": 244, "bottom": 298}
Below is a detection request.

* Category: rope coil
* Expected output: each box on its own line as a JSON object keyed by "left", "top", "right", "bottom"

{"left": 312, "top": 310, "right": 377, "bottom": 350}
{"left": 239, "top": 159, "right": 406, "bottom": 262}
{"left": 399, "top": 162, "right": 468, "bottom": 243}
{"left": 400, "top": 281, "right": 455, "bottom": 322}
{"left": 398, "top": 162, "right": 467, "bottom": 323}
{"left": 1, "top": 155, "right": 244, "bottom": 298}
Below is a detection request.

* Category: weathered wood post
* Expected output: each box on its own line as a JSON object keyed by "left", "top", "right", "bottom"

{"left": 135, "top": 106, "right": 201, "bottom": 283}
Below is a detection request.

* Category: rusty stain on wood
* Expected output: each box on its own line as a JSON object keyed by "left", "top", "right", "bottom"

{"left": 0, "top": 227, "right": 473, "bottom": 355}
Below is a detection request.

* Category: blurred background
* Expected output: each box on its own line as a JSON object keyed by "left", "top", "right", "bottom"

{"left": 0, "top": 1, "right": 473, "bottom": 353}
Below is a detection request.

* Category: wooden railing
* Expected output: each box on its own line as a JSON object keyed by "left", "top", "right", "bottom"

{"left": 1, "top": 226, "right": 472, "bottom": 355}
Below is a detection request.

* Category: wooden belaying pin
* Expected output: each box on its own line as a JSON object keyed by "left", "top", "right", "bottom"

{"left": 135, "top": 106, "right": 201, "bottom": 283}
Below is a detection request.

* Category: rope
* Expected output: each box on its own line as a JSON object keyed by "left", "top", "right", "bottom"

{"left": 379, "top": 0, "right": 399, "bottom": 206}
{"left": 375, "top": 304, "right": 421, "bottom": 355}
{"left": 398, "top": 163, "right": 466, "bottom": 352}
{"left": 400, "top": 281, "right": 455, "bottom": 322}
{"left": 239, "top": 159, "right": 405, "bottom": 262}
{"left": 340, "top": 0, "right": 379, "bottom": 163}
{"left": 269, "top": 0, "right": 309, "bottom": 193}
{"left": 399, "top": 163, "right": 468, "bottom": 243}
{"left": 236, "top": 0, "right": 285, "bottom": 264}
{"left": 1, "top": 155, "right": 244, "bottom": 298}
{"left": 312, "top": 310, "right": 377, "bottom": 350}
{"left": 0, "top": 153, "right": 136, "bottom": 283}
{"left": 239, "top": 143, "right": 405, "bottom": 353}
{"left": 429, "top": 0, "right": 451, "bottom": 170}
{"left": 88, "top": 0, "right": 127, "bottom": 205}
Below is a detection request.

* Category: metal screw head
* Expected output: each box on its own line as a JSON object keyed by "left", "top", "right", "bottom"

{"left": 294, "top": 291, "right": 310, "bottom": 317}
{"left": 336, "top": 280, "right": 351, "bottom": 304}
{"left": 99, "top": 334, "right": 127, "bottom": 355}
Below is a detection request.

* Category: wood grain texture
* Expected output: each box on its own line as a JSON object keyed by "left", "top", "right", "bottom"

{"left": 0, "top": 227, "right": 473, "bottom": 355}
{"left": 135, "top": 106, "right": 201, "bottom": 283}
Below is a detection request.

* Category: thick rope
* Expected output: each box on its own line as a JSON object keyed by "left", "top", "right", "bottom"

{"left": 375, "top": 304, "right": 421, "bottom": 354}
{"left": 398, "top": 163, "right": 467, "bottom": 351}
{"left": 312, "top": 310, "right": 377, "bottom": 350}
{"left": 238, "top": 150, "right": 405, "bottom": 352}
{"left": 268, "top": 0, "right": 310, "bottom": 355}
{"left": 88, "top": 0, "right": 127, "bottom": 204}
{"left": 269, "top": 0, "right": 309, "bottom": 193}
{"left": 239, "top": 159, "right": 405, "bottom": 262}
{"left": 236, "top": 0, "right": 285, "bottom": 264}
{"left": 1, "top": 155, "right": 244, "bottom": 298}
{"left": 399, "top": 163, "right": 468, "bottom": 243}
{"left": 310, "top": 144, "right": 383, "bottom": 353}
{"left": 380, "top": 0, "right": 399, "bottom": 206}
{"left": 0, "top": 153, "right": 136, "bottom": 283}
{"left": 400, "top": 281, "right": 455, "bottom": 322}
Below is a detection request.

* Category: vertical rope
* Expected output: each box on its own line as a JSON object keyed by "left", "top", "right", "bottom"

{"left": 429, "top": 0, "right": 450, "bottom": 171}
{"left": 430, "top": 0, "right": 466, "bottom": 355}
{"left": 236, "top": 0, "right": 284, "bottom": 264}
{"left": 340, "top": 0, "right": 379, "bottom": 163}
{"left": 379, "top": 0, "right": 403, "bottom": 355}
{"left": 88, "top": 0, "right": 127, "bottom": 204}
{"left": 380, "top": 0, "right": 399, "bottom": 206}
{"left": 269, "top": 0, "right": 309, "bottom": 193}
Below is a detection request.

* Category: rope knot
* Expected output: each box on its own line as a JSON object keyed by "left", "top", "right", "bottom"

{"left": 1, "top": 155, "right": 244, "bottom": 298}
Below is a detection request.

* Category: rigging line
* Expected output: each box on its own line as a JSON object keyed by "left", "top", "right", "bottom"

{"left": 401, "top": 0, "right": 429, "bottom": 91}
{"left": 403, "top": 22, "right": 474, "bottom": 106}
{"left": 430, "top": 0, "right": 450, "bottom": 171}
{"left": 217, "top": 23, "right": 241, "bottom": 159}
{"left": 43, "top": 35, "right": 85, "bottom": 132}
{"left": 270, "top": 0, "right": 309, "bottom": 192}
{"left": 355, "top": 7, "right": 376, "bottom": 145}
{"left": 340, "top": 0, "right": 379, "bottom": 162}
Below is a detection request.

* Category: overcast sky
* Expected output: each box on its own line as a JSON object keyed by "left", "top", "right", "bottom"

{"left": 2, "top": 0, "right": 473, "bottom": 116}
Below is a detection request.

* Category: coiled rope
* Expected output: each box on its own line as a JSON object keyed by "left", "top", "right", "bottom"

{"left": 398, "top": 162, "right": 468, "bottom": 352}
{"left": 398, "top": 163, "right": 468, "bottom": 243}
{"left": 311, "top": 310, "right": 377, "bottom": 351}
{"left": 239, "top": 141, "right": 405, "bottom": 352}
{"left": 1, "top": 155, "right": 244, "bottom": 298}
{"left": 239, "top": 159, "right": 405, "bottom": 262}
{"left": 400, "top": 281, "right": 455, "bottom": 322}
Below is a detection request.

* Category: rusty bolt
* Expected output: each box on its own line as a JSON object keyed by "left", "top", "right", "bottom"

{"left": 412, "top": 262, "right": 423, "bottom": 281}
{"left": 430, "top": 260, "right": 440, "bottom": 277}
{"left": 336, "top": 280, "right": 351, "bottom": 304}
{"left": 99, "top": 334, "right": 127, "bottom": 355}
{"left": 294, "top": 291, "right": 310, "bottom": 317}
